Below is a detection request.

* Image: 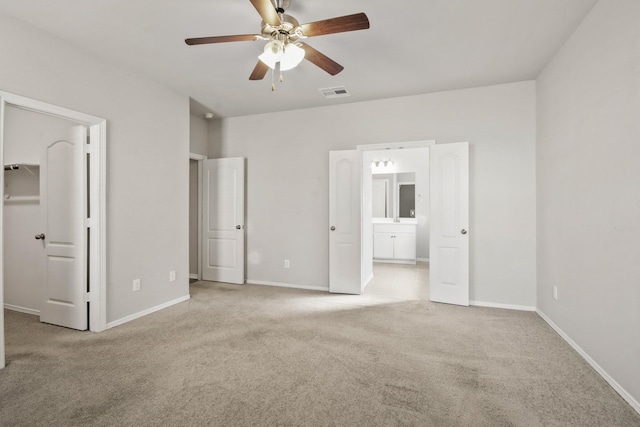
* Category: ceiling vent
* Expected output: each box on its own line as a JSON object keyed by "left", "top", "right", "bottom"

{"left": 319, "top": 86, "right": 351, "bottom": 99}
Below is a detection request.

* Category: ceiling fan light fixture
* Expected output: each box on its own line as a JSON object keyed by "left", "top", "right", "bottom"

{"left": 258, "top": 39, "right": 284, "bottom": 68}
{"left": 279, "top": 43, "right": 305, "bottom": 71}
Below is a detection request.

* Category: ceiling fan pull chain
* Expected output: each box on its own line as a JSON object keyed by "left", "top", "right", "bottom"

{"left": 271, "top": 68, "right": 275, "bottom": 91}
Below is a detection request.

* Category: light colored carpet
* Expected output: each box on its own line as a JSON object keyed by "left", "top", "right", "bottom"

{"left": 1, "top": 281, "right": 639, "bottom": 426}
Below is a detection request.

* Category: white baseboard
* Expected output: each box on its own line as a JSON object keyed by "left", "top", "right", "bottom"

{"left": 4, "top": 304, "right": 40, "bottom": 316}
{"left": 469, "top": 300, "right": 536, "bottom": 312}
{"left": 536, "top": 309, "right": 640, "bottom": 415}
{"left": 106, "top": 294, "right": 191, "bottom": 329}
{"left": 189, "top": 274, "right": 198, "bottom": 280}
{"left": 246, "top": 280, "right": 327, "bottom": 293}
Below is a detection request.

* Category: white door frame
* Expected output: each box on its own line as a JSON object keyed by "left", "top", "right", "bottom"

{"left": 189, "top": 152, "right": 207, "bottom": 280}
{"left": 0, "top": 90, "right": 107, "bottom": 369}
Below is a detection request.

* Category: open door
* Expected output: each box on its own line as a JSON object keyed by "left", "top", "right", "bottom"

{"left": 39, "top": 125, "right": 88, "bottom": 330}
{"left": 329, "top": 150, "right": 362, "bottom": 294}
{"left": 429, "top": 142, "right": 469, "bottom": 306}
{"left": 202, "top": 157, "right": 245, "bottom": 284}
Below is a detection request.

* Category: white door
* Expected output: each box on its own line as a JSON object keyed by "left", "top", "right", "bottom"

{"left": 202, "top": 158, "right": 245, "bottom": 284}
{"left": 429, "top": 142, "right": 469, "bottom": 306}
{"left": 329, "top": 150, "right": 361, "bottom": 294}
{"left": 40, "top": 125, "right": 88, "bottom": 330}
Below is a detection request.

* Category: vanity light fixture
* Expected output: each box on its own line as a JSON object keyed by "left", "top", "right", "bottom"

{"left": 371, "top": 159, "right": 394, "bottom": 169}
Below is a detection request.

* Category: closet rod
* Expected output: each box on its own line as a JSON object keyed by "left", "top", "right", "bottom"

{"left": 4, "top": 164, "right": 20, "bottom": 171}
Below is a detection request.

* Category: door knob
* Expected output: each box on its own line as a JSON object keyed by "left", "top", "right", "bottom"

{"left": 236, "top": 225, "right": 242, "bottom": 230}
{"left": 461, "top": 229, "right": 467, "bottom": 235}
{"left": 330, "top": 226, "right": 336, "bottom": 231}
{"left": 35, "top": 233, "right": 45, "bottom": 240}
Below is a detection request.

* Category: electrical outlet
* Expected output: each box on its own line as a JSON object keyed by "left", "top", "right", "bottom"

{"left": 133, "top": 279, "right": 141, "bottom": 292}
{"left": 284, "top": 259, "right": 290, "bottom": 268}
{"left": 553, "top": 285, "right": 558, "bottom": 301}
{"left": 169, "top": 270, "right": 176, "bottom": 282}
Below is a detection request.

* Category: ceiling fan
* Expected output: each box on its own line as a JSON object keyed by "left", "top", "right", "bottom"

{"left": 185, "top": 0, "right": 370, "bottom": 88}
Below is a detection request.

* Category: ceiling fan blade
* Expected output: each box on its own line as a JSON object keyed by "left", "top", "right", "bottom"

{"left": 185, "top": 34, "right": 259, "bottom": 45}
{"left": 299, "top": 43, "right": 344, "bottom": 76}
{"left": 300, "top": 12, "right": 370, "bottom": 37}
{"left": 249, "top": 61, "right": 270, "bottom": 80}
{"left": 250, "top": 0, "right": 282, "bottom": 27}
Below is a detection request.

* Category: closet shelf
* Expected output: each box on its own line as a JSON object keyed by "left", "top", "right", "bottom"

{"left": 3, "top": 195, "right": 40, "bottom": 203}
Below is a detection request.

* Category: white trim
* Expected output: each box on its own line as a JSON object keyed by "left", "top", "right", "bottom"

{"left": 536, "top": 309, "right": 640, "bottom": 415}
{"left": 89, "top": 122, "right": 107, "bottom": 332}
{"left": 189, "top": 153, "right": 206, "bottom": 281}
{"left": 4, "top": 304, "right": 40, "bottom": 316}
{"left": 362, "top": 273, "right": 374, "bottom": 291}
{"left": 0, "top": 98, "right": 5, "bottom": 368}
{"left": 106, "top": 295, "right": 191, "bottom": 329}
{"left": 0, "top": 91, "right": 103, "bottom": 126}
{"left": 189, "top": 274, "right": 199, "bottom": 280}
{"left": 357, "top": 140, "right": 436, "bottom": 151}
{"left": 469, "top": 300, "right": 536, "bottom": 311}
{"left": 246, "top": 280, "right": 327, "bottom": 293}
{"left": 417, "top": 258, "right": 430, "bottom": 262}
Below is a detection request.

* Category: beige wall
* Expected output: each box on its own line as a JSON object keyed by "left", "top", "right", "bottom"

{"left": 0, "top": 12, "right": 190, "bottom": 323}
{"left": 214, "top": 81, "right": 537, "bottom": 307}
{"left": 189, "top": 113, "right": 208, "bottom": 156}
{"left": 537, "top": 0, "right": 640, "bottom": 408}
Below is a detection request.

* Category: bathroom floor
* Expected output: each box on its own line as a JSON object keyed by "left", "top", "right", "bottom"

{"left": 365, "top": 261, "right": 429, "bottom": 300}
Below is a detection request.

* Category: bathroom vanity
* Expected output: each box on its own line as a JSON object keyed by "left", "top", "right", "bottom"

{"left": 372, "top": 219, "right": 417, "bottom": 264}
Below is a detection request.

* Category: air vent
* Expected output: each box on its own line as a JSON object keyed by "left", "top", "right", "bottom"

{"left": 319, "top": 86, "right": 351, "bottom": 99}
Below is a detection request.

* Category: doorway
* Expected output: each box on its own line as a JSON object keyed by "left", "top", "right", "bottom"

{"left": 0, "top": 91, "right": 107, "bottom": 369}
{"left": 328, "top": 140, "right": 469, "bottom": 305}
{"left": 362, "top": 143, "right": 431, "bottom": 300}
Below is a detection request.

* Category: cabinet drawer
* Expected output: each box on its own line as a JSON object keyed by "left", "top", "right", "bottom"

{"left": 373, "top": 223, "right": 416, "bottom": 234}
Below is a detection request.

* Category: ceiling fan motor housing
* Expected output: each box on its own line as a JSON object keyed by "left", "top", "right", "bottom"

{"left": 261, "top": 14, "right": 304, "bottom": 42}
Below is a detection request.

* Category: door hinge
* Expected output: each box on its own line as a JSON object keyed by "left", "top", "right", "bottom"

{"left": 84, "top": 143, "right": 94, "bottom": 154}
{"left": 83, "top": 292, "right": 91, "bottom": 303}
{"left": 84, "top": 218, "right": 94, "bottom": 228}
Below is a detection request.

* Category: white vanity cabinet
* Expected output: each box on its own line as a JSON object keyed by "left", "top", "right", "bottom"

{"left": 373, "top": 223, "right": 417, "bottom": 263}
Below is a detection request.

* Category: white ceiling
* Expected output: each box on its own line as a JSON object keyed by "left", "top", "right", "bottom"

{"left": 0, "top": 0, "right": 597, "bottom": 118}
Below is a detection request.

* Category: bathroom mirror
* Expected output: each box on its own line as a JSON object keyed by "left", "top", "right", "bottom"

{"left": 372, "top": 173, "right": 415, "bottom": 218}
